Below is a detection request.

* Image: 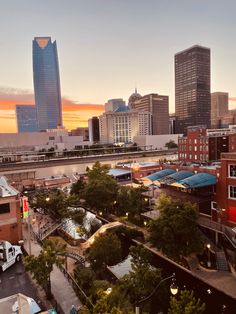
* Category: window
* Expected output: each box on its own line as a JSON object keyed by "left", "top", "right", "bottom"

{"left": 49, "top": 136, "right": 55, "bottom": 140}
{"left": 229, "top": 186, "right": 236, "bottom": 199}
{"left": 0, "top": 203, "right": 10, "bottom": 214}
{"left": 229, "top": 165, "right": 236, "bottom": 177}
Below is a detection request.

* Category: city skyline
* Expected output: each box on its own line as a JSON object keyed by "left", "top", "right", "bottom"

{"left": 1, "top": 1, "right": 236, "bottom": 132}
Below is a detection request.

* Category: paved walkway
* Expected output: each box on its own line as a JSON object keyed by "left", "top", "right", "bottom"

{"left": 22, "top": 223, "right": 81, "bottom": 314}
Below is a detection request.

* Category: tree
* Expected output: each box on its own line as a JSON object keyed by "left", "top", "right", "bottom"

{"left": 165, "top": 140, "right": 178, "bottom": 149}
{"left": 70, "top": 178, "right": 86, "bottom": 198}
{"left": 74, "top": 267, "right": 96, "bottom": 295}
{"left": 83, "top": 161, "right": 119, "bottom": 213}
{"left": 107, "top": 246, "right": 167, "bottom": 313}
{"left": 24, "top": 239, "right": 66, "bottom": 298}
{"left": 93, "top": 291, "right": 130, "bottom": 314}
{"left": 116, "top": 185, "right": 147, "bottom": 219}
{"left": 149, "top": 194, "right": 203, "bottom": 259}
{"left": 88, "top": 233, "right": 122, "bottom": 269}
{"left": 31, "top": 190, "right": 68, "bottom": 219}
{"left": 168, "top": 290, "right": 205, "bottom": 314}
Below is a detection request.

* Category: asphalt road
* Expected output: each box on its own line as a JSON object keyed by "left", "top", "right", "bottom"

{"left": 0, "top": 260, "right": 43, "bottom": 307}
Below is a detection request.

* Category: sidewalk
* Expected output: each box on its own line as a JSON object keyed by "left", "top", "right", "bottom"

{"left": 23, "top": 224, "right": 81, "bottom": 314}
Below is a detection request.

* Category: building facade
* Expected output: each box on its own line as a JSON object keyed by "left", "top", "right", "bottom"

{"left": 175, "top": 45, "right": 211, "bottom": 134}
{"left": 88, "top": 116, "right": 100, "bottom": 143}
{"left": 178, "top": 126, "right": 236, "bottom": 162}
{"left": 216, "top": 153, "right": 236, "bottom": 222}
{"left": 130, "top": 93, "right": 169, "bottom": 135}
{"left": 70, "top": 127, "right": 89, "bottom": 141}
{"left": 16, "top": 105, "right": 38, "bottom": 133}
{"left": 0, "top": 177, "right": 22, "bottom": 243}
{"left": 105, "top": 99, "right": 126, "bottom": 112}
{"left": 33, "top": 37, "right": 62, "bottom": 131}
{"left": 211, "top": 92, "right": 229, "bottom": 128}
{"left": 99, "top": 110, "right": 152, "bottom": 144}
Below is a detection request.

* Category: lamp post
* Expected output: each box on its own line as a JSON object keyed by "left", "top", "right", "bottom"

{"left": 207, "top": 244, "right": 211, "bottom": 268}
{"left": 135, "top": 273, "right": 178, "bottom": 314}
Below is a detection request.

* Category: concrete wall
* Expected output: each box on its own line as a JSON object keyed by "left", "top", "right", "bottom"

{"left": 0, "top": 131, "right": 91, "bottom": 152}
{"left": 134, "top": 134, "right": 181, "bottom": 150}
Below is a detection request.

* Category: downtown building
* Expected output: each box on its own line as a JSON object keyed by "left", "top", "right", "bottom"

{"left": 99, "top": 108, "right": 152, "bottom": 144}
{"left": 175, "top": 45, "right": 211, "bottom": 134}
{"left": 88, "top": 116, "right": 100, "bottom": 143}
{"left": 178, "top": 125, "right": 236, "bottom": 163}
{"left": 33, "top": 37, "right": 62, "bottom": 131}
{"left": 16, "top": 105, "right": 38, "bottom": 133}
{"left": 211, "top": 92, "right": 229, "bottom": 128}
{"left": 129, "top": 91, "right": 169, "bottom": 135}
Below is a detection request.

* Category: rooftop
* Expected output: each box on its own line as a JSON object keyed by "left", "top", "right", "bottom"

{"left": 0, "top": 176, "right": 18, "bottom": 197}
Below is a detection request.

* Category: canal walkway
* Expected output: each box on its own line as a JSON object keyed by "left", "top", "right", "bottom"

{"left": 22, "top": 224, "right": 82, "bottom": 314}
{"left": 116, "top": 217, "right": 236, "bottom": 301}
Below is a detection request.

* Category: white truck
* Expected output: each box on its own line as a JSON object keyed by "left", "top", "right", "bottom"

{"left": 0, "top": 240, "right": 22, "bottom": 272}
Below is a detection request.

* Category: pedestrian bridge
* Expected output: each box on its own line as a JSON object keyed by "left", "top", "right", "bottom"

{"left": 81, "top": 221, "right": 123, "bottom": 249}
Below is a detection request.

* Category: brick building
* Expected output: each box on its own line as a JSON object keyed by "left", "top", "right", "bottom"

{"left": 0, "top": 176, "right": 22, "bottom": 243}
{"left": 178, "top": 126, "right": 236, "bottom": 162}
{"left": 215, "top": 153, "right": 236, "bottom": 223}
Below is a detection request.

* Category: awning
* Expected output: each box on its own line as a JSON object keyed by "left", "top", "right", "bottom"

{"left": 178, "top": 172, "right": 217, "bottom": 189}
{"left": 146, "top": 169, "right": 176, "bottom": 182}
{"left": 108, "top": 168, "right": 131, "bottom": 177}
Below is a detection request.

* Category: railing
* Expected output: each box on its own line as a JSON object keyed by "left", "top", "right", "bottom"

{"left": 39, "top": 221, "right": 62, "bottom": 240}
{"left": 198, "top": 216, "right": 236, "bottom": 248}
{"left": 59, "top": 265, "right": 94, "bottom": 309}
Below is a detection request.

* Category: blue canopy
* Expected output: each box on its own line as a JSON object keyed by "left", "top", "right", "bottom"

{"left": 179, "top": 172, "right": 217, "bottom": 188}
{"left": 146, "top": 169, "right": 176, "bottom": 182}
{"left": 160, "top": 170, "right": 194, "bottom": 182}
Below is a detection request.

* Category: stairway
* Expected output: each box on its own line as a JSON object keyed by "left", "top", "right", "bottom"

{"left": 39, "top": 221, "right": 62, "bottom": 241}
{"left": 216, "top": 251, "right": 229, "bottom": 271}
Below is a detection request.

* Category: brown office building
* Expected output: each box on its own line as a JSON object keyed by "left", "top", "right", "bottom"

{"left": 211, "top": 92, "right": 229, "bottom": 128}
{"left": 130, "top": 93, "right": 169, "bottom": 135}
{"left": 175, "top": 45, "right": 211, "bottom": 134}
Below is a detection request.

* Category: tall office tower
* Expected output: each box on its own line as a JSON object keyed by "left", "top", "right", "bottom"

{"left": 130, "top": 93, "right": 169, "bottom": 135}
{"left": 33, "top": 37, "right": 62, "bottom": 131}
{"left": 105, "top": 98, "right": 126, "bottom": 112}
{"left": 16, "top": 105, "right": 38, "bottom": 133}
{"left": 99, "top": 109, "right": 151, "bottom": 144}
{"left": 88, "top": 116, "right": 100, "bottom": 142}
{"left": 175, "top": 45, "right": 211, "bottom": 134}
{"left": 211, "top": 92, "right": 229, "bottom": 128}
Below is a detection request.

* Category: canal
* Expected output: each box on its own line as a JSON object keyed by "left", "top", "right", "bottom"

{"left": 113, "top": 236, "right": 236, "bottom": 314}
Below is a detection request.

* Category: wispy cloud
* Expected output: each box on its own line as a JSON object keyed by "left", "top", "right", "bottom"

{"left": 0, "top": 86, "right": 104, "bottom": 132}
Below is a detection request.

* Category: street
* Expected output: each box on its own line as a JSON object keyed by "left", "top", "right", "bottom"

{"left": 0, "top": 260, "right": 43, "bottom": 308}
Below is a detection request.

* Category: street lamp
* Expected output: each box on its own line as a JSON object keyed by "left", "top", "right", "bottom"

{"left": 135, "top": 273, "right": 178, "bottom": 314}
{"left": 46, "top": 196, "right": 50, "bottom": 202}
{"left": 206, "top": 244, "right": 211, "bottom": 268}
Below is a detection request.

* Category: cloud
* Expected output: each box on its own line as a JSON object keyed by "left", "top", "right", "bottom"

{"left": 0, "top": 86, "right": 104, "bottom": 132}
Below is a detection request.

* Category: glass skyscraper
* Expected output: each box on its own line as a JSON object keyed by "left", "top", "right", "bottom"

{"left": 33, "top": 37, "right": 62, "bottom": 131}
{"left": 16, "top": 105, "right": 38, "bottom": 133}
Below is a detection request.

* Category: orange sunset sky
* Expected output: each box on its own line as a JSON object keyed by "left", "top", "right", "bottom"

{"left": 0, "top": 96, "right": 104, "bottom": 133}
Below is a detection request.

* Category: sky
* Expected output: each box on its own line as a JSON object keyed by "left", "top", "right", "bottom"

{"left": 1, "top": 0, "right": 236, "bottom": 132}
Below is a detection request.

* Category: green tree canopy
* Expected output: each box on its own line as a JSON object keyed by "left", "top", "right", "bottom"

{"left": 24, "top": 239, "right": 66, "bottom": 298}
{"left": 70, "top": 178, "right": 86, "bottom": 198}
{"left": 108, "top": 246, "right": 166, "bottom": 313}
{"left": 165, "top": 140, "right": 178, "bottom": 149}
{"left": 88, "top": 233, "right": 122, "bottom": 269}
{"left": 168, "top": 290, "right": 205, "bottom": 314}
{"left": 83, "top": 161, "right": 119, "bottom": 213}
{"left": 149, "top": 194, "right": 203, "bottom": 259}
{"left": 116, "top": 185, "right": 147, "bottom": 218}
